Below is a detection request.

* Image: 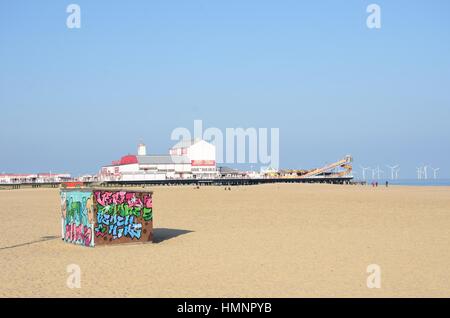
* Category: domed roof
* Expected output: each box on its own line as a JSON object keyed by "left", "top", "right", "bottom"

{"left": 120, "top": 155, "right": 138, "bottom": 165}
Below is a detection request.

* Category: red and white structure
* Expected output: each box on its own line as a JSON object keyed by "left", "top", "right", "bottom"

{"left": 99, "top": 139, "right": 218, "bottom": 181}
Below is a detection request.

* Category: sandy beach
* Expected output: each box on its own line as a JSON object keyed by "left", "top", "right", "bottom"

{"left": 1, "top": 184, "right": 449, "bottom": 297}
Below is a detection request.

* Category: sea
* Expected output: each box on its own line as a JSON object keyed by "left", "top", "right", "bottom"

{"left": 354, "top": 179, "right": 450, "bottom": 186}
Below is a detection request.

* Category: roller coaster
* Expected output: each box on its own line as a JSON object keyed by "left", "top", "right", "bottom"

{"left": 300, "top": 155, "right": 353, "bottom": 179}
{"left": 264, "top": 155, "right": 353, "bottom": 179}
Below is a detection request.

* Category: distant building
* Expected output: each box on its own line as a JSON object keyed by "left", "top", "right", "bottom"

{"left": 218, "top": 166, "right": 247, "bottom": 178}
{"left": 76, "top": 174, "right": 97, "bottom": 183}
{"left": 0, "top": 173, "right": 71, "bottom": 184}
{"left": 99, "top": 139, "right": 218, "bottom": 181}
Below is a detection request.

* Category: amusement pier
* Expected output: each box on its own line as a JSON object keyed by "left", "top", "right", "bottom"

{"left": 0, "top": 140, "right": 354, "bottom": 189}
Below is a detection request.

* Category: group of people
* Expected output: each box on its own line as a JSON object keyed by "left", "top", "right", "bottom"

{"left": 371, "top": 181, "right": 389, "bottom": 187}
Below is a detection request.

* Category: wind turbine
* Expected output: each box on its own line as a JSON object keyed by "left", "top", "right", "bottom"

{"left": 394, "top": 168, "right": 400, "bottom": 179}
{"left": 422, "top": 165, "right": 428, "bottom": 179}
{"left": 386, "top": 165, "right": 399, "bottom": 180}
{"left": 374, "top": 166, "right": 384, "bottom": 179}
{"left": 360, "top": 166, "right": 371, "bottom": 180}
{"left": 416, "top": 167, "right": 423, "bottom": 180}
{"left": 431, "top": 167, "right": 440, "bottom": 179}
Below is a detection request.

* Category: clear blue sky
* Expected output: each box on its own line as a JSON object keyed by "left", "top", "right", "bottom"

{"left": 1, "top": 0, "right": 449, "bottom": 177}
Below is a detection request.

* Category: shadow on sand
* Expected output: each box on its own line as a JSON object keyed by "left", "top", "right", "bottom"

{"left": 152, "top": 228, "right": 194, "bottom": 244}
{"left": 0, "top": 230, "right": 192, "bottom": 250}
{"left": 0, "top": 235, "right": 60, "bottom": 251}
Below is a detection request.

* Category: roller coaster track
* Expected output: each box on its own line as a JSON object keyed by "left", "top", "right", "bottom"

{"left": 300, "top": 155, "right": 353, "bottom": 179}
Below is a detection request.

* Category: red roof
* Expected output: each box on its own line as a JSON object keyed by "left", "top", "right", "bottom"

{"left": 119, "top": 155, "right": 138, "bottom": 165}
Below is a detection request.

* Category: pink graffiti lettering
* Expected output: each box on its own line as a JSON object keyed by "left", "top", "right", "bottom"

{"left": 112, "top": 191, "right": 126, "bottom": 205}
{"left": 83, "top": 227, "right": 92, "bottom": 246}
{"left": 94, "top": 191, "right": 113, "bottom": 206}
{"left": 65, "top": 223, "right": 92, "bottom": 247}
{"left": 144, "top": 195, "right": 153, "bottom": 209}
{"left": 125, "top": 193, "right": 143, "bottom": 208}
{"left": 95, "top": 227, "right": 106, "bottom": 237}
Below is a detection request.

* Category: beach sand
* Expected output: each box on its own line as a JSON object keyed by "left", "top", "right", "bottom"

{"left": 1, "top": 183, "right": 449, "bottom": 297}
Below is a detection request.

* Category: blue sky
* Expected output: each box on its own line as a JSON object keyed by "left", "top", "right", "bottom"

{"left": 1, "top": 0, "right": 449, "bottom": 177}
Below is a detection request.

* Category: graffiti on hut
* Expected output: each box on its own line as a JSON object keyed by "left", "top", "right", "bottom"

{"left": 60, "top": 189, "right": 153, "bottom": 246}
{"left": 61, "top": 190, "right": 95, "bottom": 247}
{"left": 93, "top": 190, "right": 153, "bottom": 244}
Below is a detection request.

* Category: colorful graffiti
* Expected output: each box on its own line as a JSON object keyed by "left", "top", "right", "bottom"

{"left": 60, "top": 189, "right": 153, "bottom": 246}
{"left": 93, "top": 190, "right": 153, "bottom": 244}
{"left": 61, "top": 190, "right": 95, "bottom": 247}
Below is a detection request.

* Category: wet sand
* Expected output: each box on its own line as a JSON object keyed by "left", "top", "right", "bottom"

{"left": 1, "top": 184, "right": 449, "bottom": 297}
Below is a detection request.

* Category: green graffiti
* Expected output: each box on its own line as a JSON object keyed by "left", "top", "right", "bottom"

{"left": 119, "top": 204, "right": 141, "bottom": 218}
{"left": 65, "top": 193, "right": 91, "bottom": 226}
{"left": 98, "top": 204, "right": 142, "bottom": 218}
{"left": 143, "top": 208, "right": 153, "bottom": 221}
{"left": 67, "top": 200, "right": 81, "bottom": 223}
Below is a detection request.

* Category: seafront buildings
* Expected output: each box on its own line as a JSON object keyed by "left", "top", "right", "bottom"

{"left": 99, "top": 139, "right": 218, "bottom": 182}
{"left": 0, "top": 139, "right": 353, "bottom": 185}
{"left": 0, "top": 173, "right": 71, "bottom": 184}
